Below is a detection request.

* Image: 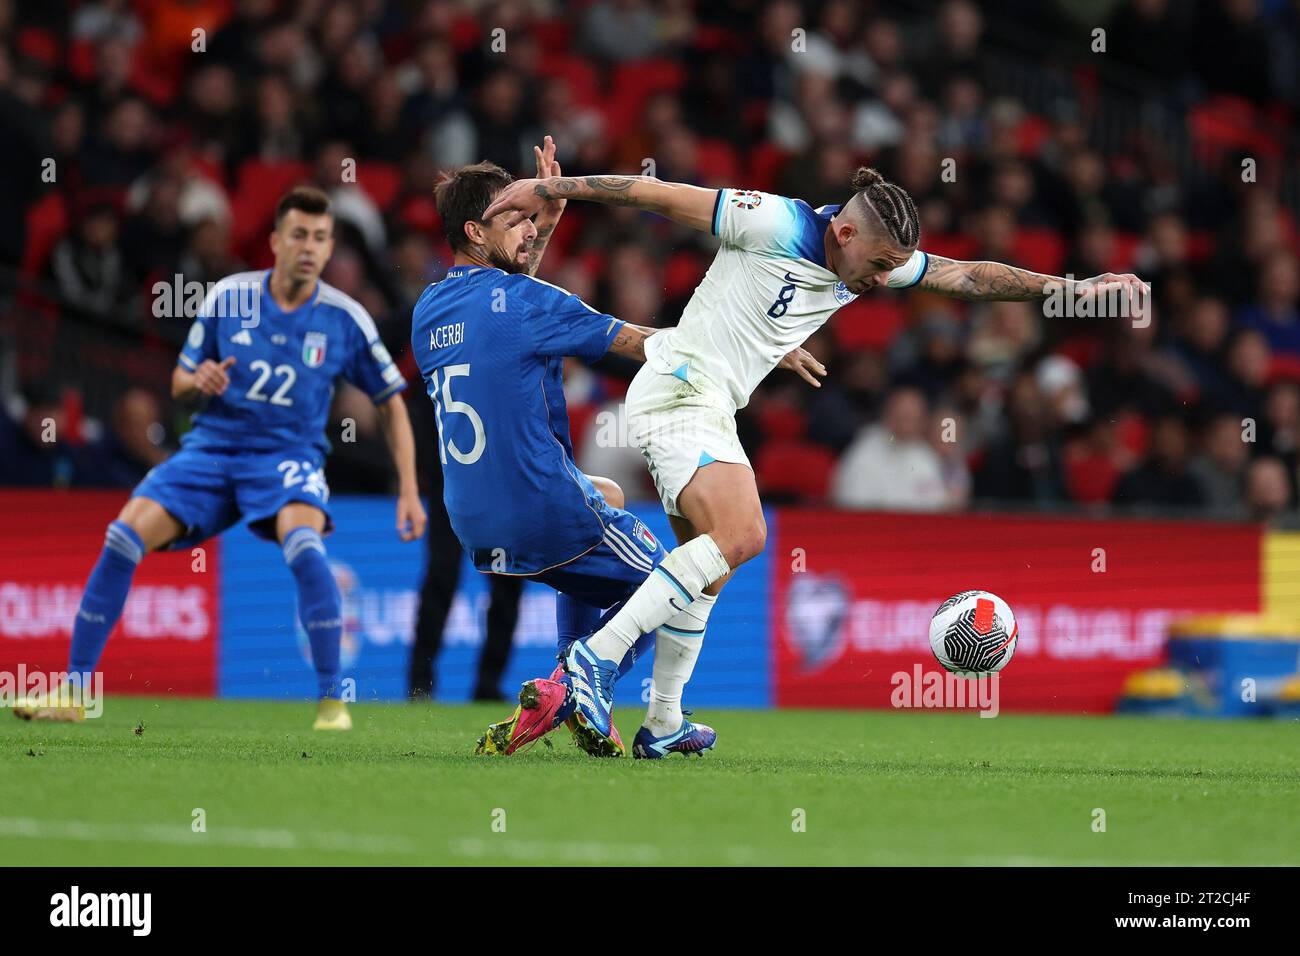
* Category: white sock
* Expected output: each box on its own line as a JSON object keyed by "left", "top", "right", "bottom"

{"left": 586, "top": 534, "right": 730, "bottom": 663}
{"left": 645, "top": 591, "right": 716, "bottom": 735}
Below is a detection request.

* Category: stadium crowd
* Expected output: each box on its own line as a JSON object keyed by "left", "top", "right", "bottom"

{"left": 2, "top": 0, "right": 1300, "bottom": 522}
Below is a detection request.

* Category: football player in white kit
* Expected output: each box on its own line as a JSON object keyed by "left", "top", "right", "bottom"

{"left": 484, "top": 166, "right": 1148, "bottom": 757}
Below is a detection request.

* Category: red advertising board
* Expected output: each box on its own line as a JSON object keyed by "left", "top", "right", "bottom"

{"left": 0, "top": 491, "right": 218, "bottom": 695}
{"left": 772, "top": 510, "right": 1262, "bottom": 712}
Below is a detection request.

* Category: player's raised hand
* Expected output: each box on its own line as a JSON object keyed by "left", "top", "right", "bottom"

{"left": 483, "top": 178, "right": 547, "bottom": 228}
{"left": 396, "top": 491, "right": 427, "bottom": 542}
{"left": 534, "top": 136, "right": 566, "bottom": 215}
{"left": 194, "top": 356, "right": 236, "bottom": 396}
{"left": 778, "top": 347, "right": 827, "bottom": 388}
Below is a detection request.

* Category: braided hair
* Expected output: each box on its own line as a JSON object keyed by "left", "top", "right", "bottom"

{"left": 851, "top": 167, "right": 920, "bottom": 248}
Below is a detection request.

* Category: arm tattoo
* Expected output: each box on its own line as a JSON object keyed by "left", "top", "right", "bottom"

{"left": 918, "top": 255, "right": 1051, "bottom": 301}
{"left": 609, "top": 323, "right": 655, "bottom": 362}
{"left": 534, "top": 176, "right": 642, "bottom": 208}
{"left": 526, "top": 220, "right": 557, "bottom": 276}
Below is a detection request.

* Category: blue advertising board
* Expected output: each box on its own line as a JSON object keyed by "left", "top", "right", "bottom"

{"left": 219, "top": 496, "right": 772, "bottom": 708}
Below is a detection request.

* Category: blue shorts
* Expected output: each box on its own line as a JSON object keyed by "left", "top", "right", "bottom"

{"left": 133, "top": 445, "right": 333, "bottom": 549}
{"left": 532, "top": 505, "right": 664, "bottom": 609}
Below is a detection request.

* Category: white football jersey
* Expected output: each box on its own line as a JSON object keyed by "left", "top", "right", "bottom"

{"left": 644, "top": 188, "right": 929, "bottom": 410}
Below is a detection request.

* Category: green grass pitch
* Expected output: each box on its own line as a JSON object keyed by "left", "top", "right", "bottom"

{"left": 3, "top": 697, "right": 1296, "bottom": 866}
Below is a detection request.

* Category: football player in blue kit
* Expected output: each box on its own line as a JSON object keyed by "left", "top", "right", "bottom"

{"left": 412, "top": 143, "right": 822, "bottom": 756}
{"left": 17, "top": 187, "right": 427, "bottom": 729}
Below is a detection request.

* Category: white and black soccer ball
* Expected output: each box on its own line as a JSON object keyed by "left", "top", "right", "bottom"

{"left": 928, "top": 590, "right": 1018, "bottom": 677}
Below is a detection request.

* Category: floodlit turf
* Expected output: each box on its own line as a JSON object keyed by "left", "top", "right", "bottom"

{"left": 2, "top": 697, "right": 1296, "bottom": 866}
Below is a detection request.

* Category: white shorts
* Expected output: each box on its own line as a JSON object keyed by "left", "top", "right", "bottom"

{"left": 624, "top": 362, "right": 751, "bottom": 517}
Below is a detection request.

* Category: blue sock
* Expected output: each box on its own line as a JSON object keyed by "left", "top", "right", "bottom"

{"left": 623, "top": 630, "right": 656, "bottom": 680}
{"left": 555, "top": 595, "right": 652, "bottom": 679}
{"left": 555, "top": 593, "right": 601, "bottom": 666}
{"left": 69, "top": 521, "right": 145, "bottom": 679}
{"left": 283, "top": 527, "right": 342, "bottom": 700}
{"left": 596, "top": 603, "right": 656, "bottom": 679}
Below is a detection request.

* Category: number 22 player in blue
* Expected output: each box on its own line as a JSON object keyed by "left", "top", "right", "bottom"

{"left": 18, "top": 187, "right": 428, "bottom": 730}
{"left": 411, "top": 152, "right": 667, "bottom": 758}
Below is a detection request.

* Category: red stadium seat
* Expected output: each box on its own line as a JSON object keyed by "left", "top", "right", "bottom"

{"left": 756, "top": 440, "right": 836, "bottom": 502}
{"left": 532, "top": 18, "right": 573, "bottom": 55}
{"left": 758, "top": 402, "right": 808, "bottom": 442}
{"left": 832, "top": 296, "right": 907, "bottom": 351}
{"left": 446, "top": 14, "right": 482, "bottom": 53}
{"left": 1054, "top": 337, "right": 1103, "bottom": 369}
{"left": 1014, "top": 113, "right": 1052, "bottom": 158}
{"left": 663, "top": 250, "right": 707, "bottom": 300}
{"left": 1012, "top": 227, "right": 1066, "bottom": 277}
{"left": 605, "top": 59, "right": 687, "bottom": 139}
{"left": 1186, "top": 231, "right": 1217, "bottom": 264}
{"left": 694, "top": 139, "right": 740, "bottom": 184}
{"left": 747, "top": 142, "right": 790, "bottom": 192}
{"left": 230, "top": 159, "right": 311, "bottom": 249}
{"left": 538, "top": 55, "right": 603, "bottom": 108}
{"left": 1189, "top": 95, "right": 1283, "bottom": 165}
{"left": 565, "top": 401, "right": 598, "bottom": 459}
{"left": 397, "top": 193, "right": 440, "bottom": 234}
{"left": 1111, "top": 232, "right": 1142, "bottom": 272}
{"left": 356, "top": 162, "right": 403, "bottom": 211}
{"left": 1268, "top": 354, "right": 1300, "bottom": 384}
{"left": 1065, "top": 448, "right": 1122, "bottom": 504}
{"left": 23, "top": 192, "right": 68, "bottom": 277}
{"left": 611, "top": 58, "right": 686, "bottom": 104}
{"left": 922, "top": 233, "right": 978, "bottom": 262}
{"left": 1116, "top": 413, "right": 1150, "bottom": 458}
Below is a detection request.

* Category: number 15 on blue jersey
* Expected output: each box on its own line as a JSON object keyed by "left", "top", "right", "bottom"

{"left": 428, "top": 363, "right": 486, "bottom": 465}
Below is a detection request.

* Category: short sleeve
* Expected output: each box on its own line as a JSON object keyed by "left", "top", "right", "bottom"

{"left": 512, "top": 276, "right": 623, "bottom": 361}
{"left": 343, "top": 309, "right": 407, "bottom": 403}
{"left": 713, "top": 188, "right": 800, "bottom": 255}
{"left": 177, "top": 285, "right": 225, "bottom": 371}
{"left": 884, "top": 249, "right": 930, "bottom": 289}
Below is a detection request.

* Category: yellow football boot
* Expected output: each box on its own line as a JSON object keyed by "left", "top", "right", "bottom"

{"left": 313, "top": 698, "right": 352, "bottom": 731}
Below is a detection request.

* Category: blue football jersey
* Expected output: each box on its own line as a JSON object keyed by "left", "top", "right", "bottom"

{"left": 178, "top": 270, "right": 405, "bottom": 454}
{"left": 411, "top": 265, "right": 623, "bottom": 574}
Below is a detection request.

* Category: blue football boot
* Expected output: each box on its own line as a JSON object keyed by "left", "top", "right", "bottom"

{"left": 632, "top": 714, "right": 717, "bottom": 759}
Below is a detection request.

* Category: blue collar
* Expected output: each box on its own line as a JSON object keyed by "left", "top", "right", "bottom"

{"left": 261, "top": 270, "right": 320, "bottom": 317}
{"left": 445, "top": 265, "right": 499, "bottom": 280}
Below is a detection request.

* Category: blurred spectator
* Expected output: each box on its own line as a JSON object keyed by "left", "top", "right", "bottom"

{"left": 831, "top": 386, "right": 947, "bottom": 510}
{"left": 583, "top": 0, "right": 665, "bottom": 62}
{"left": 1235, "top": 251, "right": 1300, "bottom": 357}
{"left": 973, "top": 371, "right": 1068, "bottom": 504}
{"left": 79, "top": 388, "right": 170, "bottom": 488}
{"left": 47, "top": 195, "right": 129, "bottom": 322}
{"left": 0, "top": 45, "right": 53, "bottom": 267}
{"left": 0, "top": 383, "right": 79, "bottom": 487}
{"left": 1112, "top": 416, "right": 1207, "bottom": 509}
{"left": 1219, "top": 328, "right": 1272, "bottom": 422}
{"left": 929, "top": 404, "right": 972, "bottom": 509}
{"left": 1245, "top": 456, "right": 1292, "bottom": 521}
{"left": 1189, "top": 413, "right": 1250, "bottom": 515}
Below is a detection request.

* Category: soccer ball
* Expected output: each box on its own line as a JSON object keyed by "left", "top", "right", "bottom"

{"left": 929, "top": 590, "right": 1018, "bottom": 676}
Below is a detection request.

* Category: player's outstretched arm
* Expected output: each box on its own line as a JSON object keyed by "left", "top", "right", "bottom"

{"left": 375, "top": 395, "right": 427, "bottom": 541}
{"left": 917, "top": 255, "right": 1149, "bottom": 306}
{"left": 485, "top": 175, "right": 717, "bottom": 233}
{"left": 608, "top": 322, "right": 659, "bottom": 362}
